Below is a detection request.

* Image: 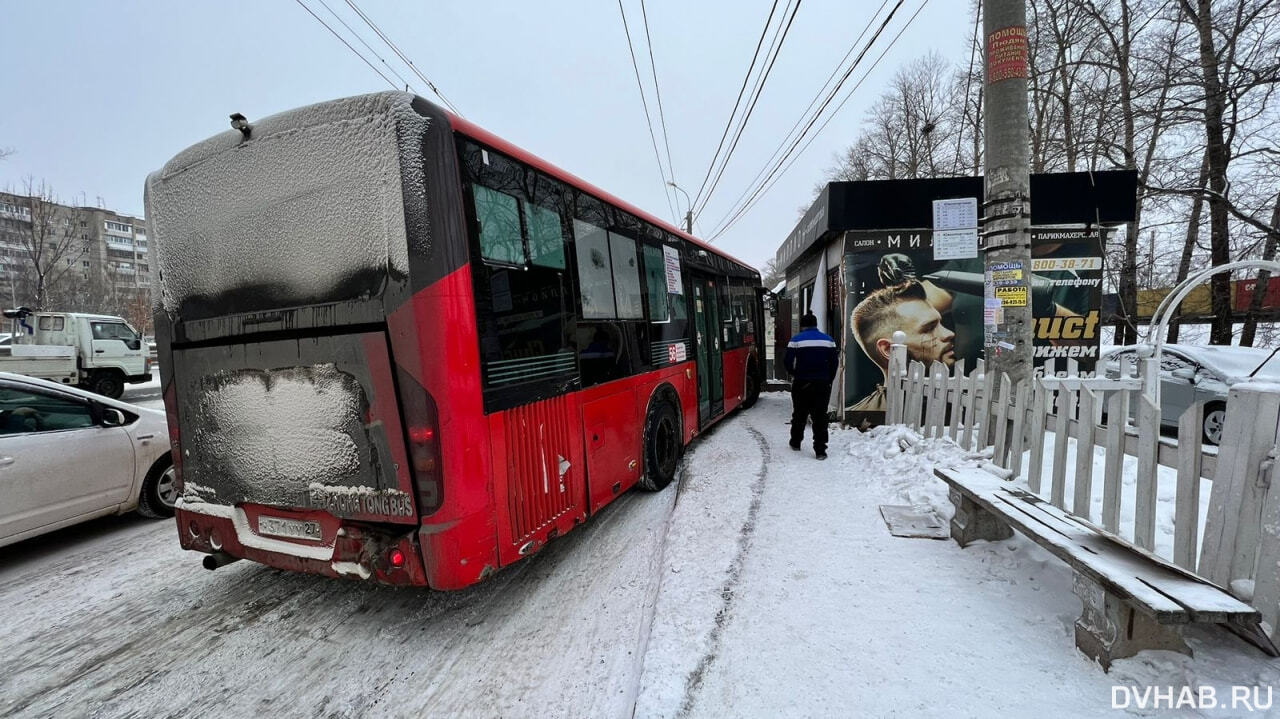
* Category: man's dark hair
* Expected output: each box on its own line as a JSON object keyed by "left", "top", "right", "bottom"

{"left": 800, "top": 312, "right": 818, "bottom": 328}
{"left": 851, "top": 280, "right": 929, "bottom": 369}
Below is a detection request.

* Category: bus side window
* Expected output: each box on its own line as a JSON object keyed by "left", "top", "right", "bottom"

{"left": 472, "top": 184, "right": 523, "bottom": 265}
{"left": 642, "top": 245, "right": 669, "bottom": 323}
{"left": 525, "top": 202, "right": 564, "bottom": 270}
{"left": 573, "top": 219, "right": 615, "bottom": 320}
{"left": 607, "top": 232, "right": 643, "bottom": 320}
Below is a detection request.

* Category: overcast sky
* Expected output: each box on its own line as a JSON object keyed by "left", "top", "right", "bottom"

{"left": 0, "top": 1, "right": 968, "bottom": 270}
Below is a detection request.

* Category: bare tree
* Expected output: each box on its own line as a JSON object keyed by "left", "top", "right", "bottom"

{"left": 1176, "top": 0, "right": 1280, "bottom": 343}
{"left": 823, "top": 53, "right": 966, "bottom": 183}
{"left": 5, "top": 179, "right": 94, "bottom": 310}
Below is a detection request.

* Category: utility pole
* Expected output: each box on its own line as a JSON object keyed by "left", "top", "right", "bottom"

{"left": 982, "top": 0, "right": 1034, "bottom": 387}
{"left": 667, "top": 182, "right": 694, "bottom": 235}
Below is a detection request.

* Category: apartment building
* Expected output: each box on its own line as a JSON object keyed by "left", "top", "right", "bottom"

{"left": 0, "top": 190, "right": 151, "bottom": 330}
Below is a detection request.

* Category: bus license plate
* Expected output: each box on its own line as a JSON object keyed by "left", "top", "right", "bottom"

{"left": 257, "top": 516, "right": 323, "bottom": 541}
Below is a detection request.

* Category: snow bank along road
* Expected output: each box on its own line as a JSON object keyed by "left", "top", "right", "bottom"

{"left": 5, "top": 390, "right": 1278, "bottom": 717}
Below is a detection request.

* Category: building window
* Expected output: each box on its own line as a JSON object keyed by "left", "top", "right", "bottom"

{"left": 105, "top": 220, "right": 133, "bottom": 233}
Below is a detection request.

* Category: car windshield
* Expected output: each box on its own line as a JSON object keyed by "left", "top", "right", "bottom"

{"left": 91, "top": 322, "right": 139, "bottom": 342}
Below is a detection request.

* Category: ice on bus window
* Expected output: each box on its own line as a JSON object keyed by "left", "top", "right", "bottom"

{"left": 574, "top": 219, "right": 615, "bottom": 319}
{"left": 642, "top": 245, "right": 669, "bottom": 322}
{"left": 525, "top": 202, "right": 564, "bottom": 270}
{"left": 473, "top": 184, "right": 523, "bottom": 265}
{"left": 609, "top": 232, "right": 644, "bottom": 319}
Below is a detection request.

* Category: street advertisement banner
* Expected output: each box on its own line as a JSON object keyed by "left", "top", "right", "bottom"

{"left": 843, "top": 227, "right": 1104, "bottom": 427}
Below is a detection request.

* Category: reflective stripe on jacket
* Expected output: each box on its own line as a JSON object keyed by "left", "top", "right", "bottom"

{"left": 784, "top": 328, "right": 839, "bottom": 383}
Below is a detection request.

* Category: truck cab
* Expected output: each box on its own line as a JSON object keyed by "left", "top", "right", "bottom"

{"left": 0, "top": 310, "right": 151, "bottom": 398}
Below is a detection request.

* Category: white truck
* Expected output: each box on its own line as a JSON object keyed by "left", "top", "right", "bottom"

{"left": 0, "top": 309, "right": 152, "bottom": 398}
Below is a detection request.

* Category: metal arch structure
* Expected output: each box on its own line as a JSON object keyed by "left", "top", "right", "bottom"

{"left": 1141, "top": 259, "right": 1280, "bottom": 404}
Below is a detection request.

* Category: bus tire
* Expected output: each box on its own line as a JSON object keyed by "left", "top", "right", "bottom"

{"left": 89, "top": 370, "right": 125, "bottom": 399}
{"left": 639, "top": 398, "right": 681, "bottom": 491}
{"left": 742, "top": 370, "right": 760, "bottom": 409}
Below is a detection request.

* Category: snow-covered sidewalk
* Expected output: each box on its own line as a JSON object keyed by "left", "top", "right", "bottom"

{"left": 640, "top": 392, "right": 1280, "bottom": 718}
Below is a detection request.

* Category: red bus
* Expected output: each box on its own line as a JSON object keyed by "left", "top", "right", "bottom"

{"left": 146, "top": 92, "right": 764, "bottom": 589}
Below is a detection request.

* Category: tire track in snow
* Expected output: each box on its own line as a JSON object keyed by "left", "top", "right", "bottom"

{"left": 675, "top": 425, "right": 770, "bottom": 719}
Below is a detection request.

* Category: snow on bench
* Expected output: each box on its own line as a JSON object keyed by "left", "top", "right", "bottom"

{"left": 935, "top": 465, "right": 1277, "bottom": 670}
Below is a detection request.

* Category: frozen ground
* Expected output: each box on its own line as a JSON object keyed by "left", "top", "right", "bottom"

{"left": 2, "top": 391, "right": 1278, "bottom": 717}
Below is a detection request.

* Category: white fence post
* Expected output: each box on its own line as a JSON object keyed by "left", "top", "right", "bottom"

{"left": 1027, "top": 377, "right": 1049, "bottom": 493}
{"left": 948, "top": 362, "right": 964, "bottom": 441}
{"left": 1101, "top": 388, "right": 1128, "bottom": 534}
{"left": 1199, "top": 385, "right": 1280, "bottom": 587}
{"left": 886, "top": 334, "right": 908, "bottom": 425}
{"left": 1072, "top": 387, "right": 1098, "bottom": 520}
{"left": 1008, "top": 380, "right": 1030, "bottom": 478}
{"left": 1173, "top": 403, "right": 1204, "bottom": 571}
{"left": 961, "top": 359, "right": 983, "bottom": 451}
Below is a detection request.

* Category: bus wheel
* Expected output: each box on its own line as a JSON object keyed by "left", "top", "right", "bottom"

{"left": 742, "top": 371, "right": 760, "bottom": 409}
{"left": 639, "top": 399, "right": 681, "bottom": 491}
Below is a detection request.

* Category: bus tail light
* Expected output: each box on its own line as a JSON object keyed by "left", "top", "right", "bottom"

{"left": 397, "top": 368, "right": 443, "bottom": 515}
{"left": 388, "top": 548, "right": 406, "bottom": 568}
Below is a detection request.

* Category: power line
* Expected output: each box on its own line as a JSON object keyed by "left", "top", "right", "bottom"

{"left": 710, "top": 0, "right": 929, "bottom": 242}
{"left": 692, "top": 0, "right": 804, "bottom": 220}
{"left": 952, "top": 2, "right": 982, "bottom": 175}
{"left": 618, "top": 0, "right": 680, "bottom": 226}
{"left": 342, "top": 0, "right": 463, "bottom": 115}
{"left": 704, "top": 0, "right": 891, "bottom": 230}
{"left": 294, "top": 0, "right": 399, "bottom": 90}
{"left": 640, "top": 0, "right": 678, "bottom": 195}
{"left": 315, "top": 0, "right": 416, "bottom": 92}
{"left": 688, "top": 0, "right": 781, "bottom": 213}
{"left": 706, "top": 0, "right": 911, "bottom": 240}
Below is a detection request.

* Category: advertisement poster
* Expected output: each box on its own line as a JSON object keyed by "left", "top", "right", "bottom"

{"left": 843, "top": 227, "right": 1103, "bottom": 427}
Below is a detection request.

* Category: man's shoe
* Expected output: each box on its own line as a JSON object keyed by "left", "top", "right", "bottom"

{"left": 789, "top": 443, "right": 801, "bottom": 451}
{"left": 815, "top": 451, "right": 828, "bottom": 460}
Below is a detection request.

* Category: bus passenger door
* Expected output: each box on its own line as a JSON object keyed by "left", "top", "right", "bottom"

{"left": 692, "top": 277, "right": 724, "bottom": 426}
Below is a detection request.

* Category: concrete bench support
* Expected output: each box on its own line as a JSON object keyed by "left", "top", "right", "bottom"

{"left": 1072, "top": 571, "right": 1190, "bottom": 670}
{"left": 948, "top": 487, "right": 1013, "bottom": 546}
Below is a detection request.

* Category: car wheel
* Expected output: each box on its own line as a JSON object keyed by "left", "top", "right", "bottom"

{"left": 138, "top": 456, "right": 178, "bottom": 518}
{"left": 89, "top": 371, "right": 125, "bottom": 399}
{"left": 1202, "top": 401, "right": 1226, "bottom": 446}
{"left": 638, "top": 399, "right": 681, "bottom": 491}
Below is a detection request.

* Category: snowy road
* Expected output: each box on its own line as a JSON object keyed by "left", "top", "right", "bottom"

{"left": 0, "top": 461, "right": 682, "bottom": 718}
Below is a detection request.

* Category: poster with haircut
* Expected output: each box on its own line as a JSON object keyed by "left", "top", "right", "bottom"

{"left": 843, "top": 228, "right": 1103, "bottom": 427}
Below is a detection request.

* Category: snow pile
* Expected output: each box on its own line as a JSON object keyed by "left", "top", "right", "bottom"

{"left": 840, "top": 423, "right": 989, "bottom": 521}
{"left": 146, "top": 92, "right": 427, "bottom": 315}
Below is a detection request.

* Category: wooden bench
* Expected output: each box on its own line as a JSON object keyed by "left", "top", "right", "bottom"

{"left": 935, "top": 465, "right": 1278, "bottom": 669}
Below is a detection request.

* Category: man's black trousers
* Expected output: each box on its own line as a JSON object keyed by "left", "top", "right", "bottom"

{"left": 790, "top": 380, "right": 832, "bottom": 452}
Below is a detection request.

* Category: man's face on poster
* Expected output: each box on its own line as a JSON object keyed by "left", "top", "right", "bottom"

{"left": 895, "top": 298, "right": 955, "bottom": 367}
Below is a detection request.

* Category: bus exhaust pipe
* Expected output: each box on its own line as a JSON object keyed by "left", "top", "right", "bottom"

{"left": 203, "top": 552, "right": 241, "bottom": 570}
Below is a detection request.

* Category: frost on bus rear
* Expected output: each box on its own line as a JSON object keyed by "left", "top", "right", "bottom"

{"left": 146, "top": 92, "right": 451, "bottom": 586}
{"left": 147, "top": 91, "right": 764, "bottom": 590}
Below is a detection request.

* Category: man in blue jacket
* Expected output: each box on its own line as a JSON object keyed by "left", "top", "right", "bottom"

{"left": 784, "top": 312, "right": 839, "bottom": 459}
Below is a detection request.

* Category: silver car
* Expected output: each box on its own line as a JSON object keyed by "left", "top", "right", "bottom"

{"left": 0, "top": 371, "right": 175, "bottom": 548}
{"left": 1102, "top": 344, "right": 1280, "bottom": 445}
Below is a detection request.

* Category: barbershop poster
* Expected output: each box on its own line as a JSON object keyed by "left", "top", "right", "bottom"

{"left": 842, "top": 227, "right": 1103, "bottom": 427}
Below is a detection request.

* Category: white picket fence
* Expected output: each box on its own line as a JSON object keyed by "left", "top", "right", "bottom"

{"left": 886, "top": 342, "right": 1280, "bottom": 641}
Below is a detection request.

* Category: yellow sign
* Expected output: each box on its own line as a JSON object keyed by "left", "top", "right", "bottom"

{"left": 992, "top": 269, "right": 1022, "bottom": 281}
{"left": 995, "top": 286, "right": 1028, "bottom": 307}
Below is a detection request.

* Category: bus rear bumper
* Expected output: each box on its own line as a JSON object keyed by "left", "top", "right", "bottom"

{"left": 176, "top": 506, "right": 429, "bottom": 586}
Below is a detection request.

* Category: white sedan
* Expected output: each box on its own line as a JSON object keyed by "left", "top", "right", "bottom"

{"left": 0, "top": 371, "right": 175, "bottom": 548}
